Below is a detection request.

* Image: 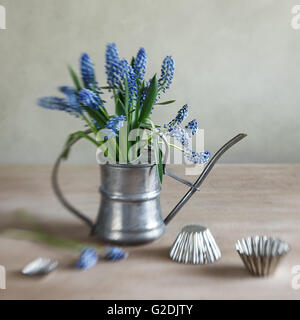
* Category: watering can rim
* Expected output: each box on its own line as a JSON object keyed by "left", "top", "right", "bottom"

{"left": 103, "top": 162, "right": 155, "bottom": 168}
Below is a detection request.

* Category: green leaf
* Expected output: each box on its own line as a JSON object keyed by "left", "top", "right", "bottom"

{"left": 61, "top": 130, "right": 99, "bottom": 160}
{"left": 153, "top": 133, "right": 163, "bottom": 183}
{"left": 83, "top": 106, "right": 106, "bottom": 128}
{"left": 133, "top": 81, "right": 145, "bottom": 128}
{"left": 124, "top": 77, "right": 129, "bottom": 116}
{"left": 68, "top": 65, "right": 82, "bottom": 91}
{"left": 116, "top": 97, "right": 127, "bottom": 115}
{"left": 139, "top": 75, "right": 158, "bottom": 124}
{"left": 69, "top": 131, "right": 99, "bottom": 147}
{"left": 155, "top": 100, "right": 176, "bottom": 105}
{"left": 115, "top": 92, "right": 127, "bottom": 116}
{"left": 100, "top": 86, "right": 114, "bottom": 89}
{"left": 130, "top": 56, "right": 135, "bottom": 67}
{"left": 118, "top": 122, "right": 128, "bottom": 163}
{"left": 144, "top": 118, "right": 163, "bottom": 183}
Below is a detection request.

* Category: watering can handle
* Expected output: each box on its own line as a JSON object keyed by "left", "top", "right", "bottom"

{"left": 52, "top": 129, "right": 95, "bottom": 229}
{"left": 163, "top": 133, "right": 247, "bottom": 225}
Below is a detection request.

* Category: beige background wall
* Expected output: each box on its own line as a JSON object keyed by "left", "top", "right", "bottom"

{"left": 0, "top": 0, "right": 299, "bottom": 164}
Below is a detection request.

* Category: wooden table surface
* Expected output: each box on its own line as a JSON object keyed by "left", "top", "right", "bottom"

{"left": 0, "top": 164, "right": 299, "bottom": 300}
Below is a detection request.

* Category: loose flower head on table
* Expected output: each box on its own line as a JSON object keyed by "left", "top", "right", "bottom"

{"left": 38, "top": 43, "right": 210, "bottom": 182}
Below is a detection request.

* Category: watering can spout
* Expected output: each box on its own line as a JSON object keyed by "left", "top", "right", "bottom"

{"left": 163, "top": 133, "right": 247, "bottom": 225}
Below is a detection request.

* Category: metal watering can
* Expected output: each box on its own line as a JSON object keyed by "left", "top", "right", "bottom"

{"left": 52, "top": 133, "right": 246, "bottom": 245}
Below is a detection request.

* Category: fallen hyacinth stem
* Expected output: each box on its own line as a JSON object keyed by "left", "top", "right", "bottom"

{"left": 3, "top": 228, "right": 129, "bottom": 261}
{"left": 2, "top": 228, "right": 107, "bottom": 255}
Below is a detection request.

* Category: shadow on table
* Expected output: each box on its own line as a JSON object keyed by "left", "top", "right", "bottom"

{"left": 130, "top": 246, "right": 170, "bottom": 261}
{"left": 191, "top": 263, "right": 250, "bottom": 279}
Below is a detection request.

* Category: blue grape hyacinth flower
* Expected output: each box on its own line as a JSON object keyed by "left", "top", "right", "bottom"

{"left": 161, "top": 104, "right": 210, "bottom": 165}
{"left": 168, "top": 125, "right": 190, "bottom": 149}
{"left": 59, "top": 86, "right": 80, "bottom": 110}
{"left": 104, "top": 115, "right": 126, "bottom": 138}
{"left": 164, "top": 124, "right": 210, "bottom": 164}
{"left": 166, "top": 104, "right": 188, "bottom": 130}
{"left": 185, "top": 119, "right": 198, "bottom": 136}
{"left": 139, "top": 80, "right": 150, "bottom": 109}
{"left": 105, "top": 246, "right": 129, "bottom": 262}
{"left": 80, "top": 53, "right": 97, "bottom": 89}
{"left": 119, "top": 59, "right": 138, "bottom": 105}
{"left": 174, "top": 104, "right": 188, "bottom": 125}
{"left": 38, "top": 96, "right": 82, "bottom": 117}
{"left": 75, "top": 247, "right": 99, "bottom": 270}
{"left": 78, "top": 88, "right": 103, "bottom": 110}
{"left": 158, "top": 56, "right": 175, "bottom": 93}
{"left": 185, "top": 150, "right": 210, "bottom": 164}
{"left": 133, "top": 47, "right": 147, "bottom": 82}
{"left": 105, "top": 43, "right": 121, "bottom": 89}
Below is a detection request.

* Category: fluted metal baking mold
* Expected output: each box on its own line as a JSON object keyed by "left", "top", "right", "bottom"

{"left": 235, "top": 235, "right": 290, "bottom": 276}
{"left": 169, "top": 225, "right": 221, "bottom": 264}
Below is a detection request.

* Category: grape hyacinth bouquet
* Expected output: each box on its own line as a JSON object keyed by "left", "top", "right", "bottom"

{"left": 38, "top": 43, "right": 210, "bottom": 182}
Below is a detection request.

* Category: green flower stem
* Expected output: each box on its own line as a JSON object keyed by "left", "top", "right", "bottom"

{"left": 99, "top": 106, "right": 110, "bottom": 120}
{"left": 2, "top": 228, "right": 107, "bottom": 255}
{"left": 81, "top": 113, "right": 98, "bottom": 136}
